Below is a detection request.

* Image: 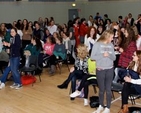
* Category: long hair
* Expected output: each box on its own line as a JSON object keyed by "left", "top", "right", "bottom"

{"left": 97, "top": 29, "right": 114, "bottom": 42}
{"left": 21, "top": 19, "right": 29, "bottom": 31}
{"left": 87, "top": 26, "right": 97, "bottom": 40}
{"left": 32, "top": 36, "right": 43, "bottom": 51}
{"left": 128, "top": 50, "right": 141, "bottom": 75}
{"left": 120, "top": 27, "right": 137, "bottom": 50}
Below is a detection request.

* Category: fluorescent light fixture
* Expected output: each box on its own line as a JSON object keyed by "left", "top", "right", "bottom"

{"left": 72, "top": 3, "right": 76, "bottom": 7}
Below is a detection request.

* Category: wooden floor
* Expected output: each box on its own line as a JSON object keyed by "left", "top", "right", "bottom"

{"left": 0, "top": 65, "right": 140, "bottom": 113}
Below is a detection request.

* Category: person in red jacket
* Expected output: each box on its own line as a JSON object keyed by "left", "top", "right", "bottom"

{"left": 73, "top": 17, "right": 80, "bottom": 48}
{"left": 79, "top": 18, "right": 88, "bottom": 44}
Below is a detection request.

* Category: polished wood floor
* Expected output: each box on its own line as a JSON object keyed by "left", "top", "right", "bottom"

{"left": 0, "top": 65, "right": 140, "bottom": 113}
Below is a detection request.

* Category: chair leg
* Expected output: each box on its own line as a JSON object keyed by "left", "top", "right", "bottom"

{"left": 111, "top": 91, "right": 115, "bottom": 100}
{"left": 130, "top": 95, "right": 135, "bottom": 105}
{"left": 58, "top": 63, "right": 61, "bottom": 74}
{"left": 66, "top": 63, "right": 70, "bottom": 72}
{"left": 92, "top": 85, "right": 97, "bottom": 94}
{"left": 38, "top": 73, "right": 41, "bottom": 82}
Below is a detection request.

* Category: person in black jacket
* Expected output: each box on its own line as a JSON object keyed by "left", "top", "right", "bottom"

{"left": 3, "top": 27, "right": 22, "bottom": 89}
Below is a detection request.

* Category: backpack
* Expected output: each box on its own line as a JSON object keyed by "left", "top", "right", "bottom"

{"left": 89, "top": 96, "right": 99, "bottom": 108}
{"left": 128, "top": 107, "right": 141, "bottom": 113}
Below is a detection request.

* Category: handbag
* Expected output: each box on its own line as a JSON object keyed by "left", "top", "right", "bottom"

{"left": 89, "top": 96, "right": 99, "bottom": 108}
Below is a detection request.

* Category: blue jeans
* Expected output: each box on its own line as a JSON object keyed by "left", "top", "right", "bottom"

{"left": 10, "top": 57, "right": 21, "bottom": 85}
{"left": 0, "top": 66, "right": 11, "bottom": 83}
{"left": 68, "top": 70, "right": 85, "bottom": 93}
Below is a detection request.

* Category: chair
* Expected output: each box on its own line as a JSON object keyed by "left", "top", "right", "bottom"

{"left": 111, "top": 68, "right": 123, "bottom": 103}
{"left": 128, "top": 94, "right": 141, "bottom": 105}
{"left": 19, "top": 55, "right": 42, "bottom": 86}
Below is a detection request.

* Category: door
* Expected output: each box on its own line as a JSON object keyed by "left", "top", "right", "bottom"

{"left": 68, "top": 9, "right": 79, "bottom": 21}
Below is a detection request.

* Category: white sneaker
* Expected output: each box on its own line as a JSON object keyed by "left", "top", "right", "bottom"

{"left": 70, "top": 91, "right": 81, "bottom": 98}
{"left": 84, "top": 99, "right": 89, "bottom": 106}
{"left": 0, "top": 83, "right": 5, "bottom": 89}
{"left": 102, "top": 107, "right": 110, "bottom": 113}
{"left": 92, "top": 105, "right": 104, "bottom": 113}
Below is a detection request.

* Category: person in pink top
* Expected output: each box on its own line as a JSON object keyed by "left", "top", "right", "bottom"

{"left": 43, "top": 36, "right": 55, "bottom": 67}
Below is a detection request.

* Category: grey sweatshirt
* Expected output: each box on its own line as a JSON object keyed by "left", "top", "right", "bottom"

{"left": 90, "top": 42, "right": 116, "bottom": 69}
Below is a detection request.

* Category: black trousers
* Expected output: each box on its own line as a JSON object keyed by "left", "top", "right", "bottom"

{"left": 121, "top": 82, "right": 138, "bottom": 106}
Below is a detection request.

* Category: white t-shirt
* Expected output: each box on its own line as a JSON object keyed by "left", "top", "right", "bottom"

{"left": 47, "top": 25, "right": 57, "bottom": 35}
{"left": 17, "top": 30, "right": 23, "bottom": 40}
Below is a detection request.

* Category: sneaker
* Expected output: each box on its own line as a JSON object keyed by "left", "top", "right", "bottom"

{"left": 0, "top": 83, "right": 5, "bottom": 89}
{"left": 70, "top": 91, "right": 81, "bottom": 98}
{"left": 84, "top": 99, "right": 89, "bottom": 106}
{"left": 102, "top": 107, "right": 110, "bottom": 113}
{"left": 92, "top": 105, "right": 104, "bottom": 113}
{"left": 15, "top": 84, "right": 22, "bottom": 90}
{"left": 10, "top": 83, "right": 18, "bottom": 88}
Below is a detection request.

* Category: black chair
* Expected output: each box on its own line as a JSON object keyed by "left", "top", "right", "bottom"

{"left": 129, "top": 94, "right": 141, "bottom": 105}
{"left": 111, "top": 68, "right": 123, "bottom": 101}
{"left": 19, "top": 55, "right": 42, "bottom": 86}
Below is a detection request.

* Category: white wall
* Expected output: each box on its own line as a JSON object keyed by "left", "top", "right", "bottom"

{"left": 0, "top": 0, "right": 141, "bottom": 24}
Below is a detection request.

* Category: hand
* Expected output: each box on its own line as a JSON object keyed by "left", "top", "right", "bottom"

{"left": 3, "top": 41, "right": 7, "bottom": 46}
{"left": 114, "top": 46, "right": 119, "bottom": 51}
{"left": 103, "top": 52, "right": 109, "bottom": 57}
{"left": 70, "top": 67, "right": 74, "bottom": 73}
{"left": 119, "top": 48, "right": 124, "bottom": 53}
{"left": 43, "top": 51, "right": 46, "bottom": 54}
{"left": 124, "top": 76, "right": 131, "bottom": 83}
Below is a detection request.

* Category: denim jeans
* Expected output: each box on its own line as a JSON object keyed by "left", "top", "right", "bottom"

{"left": 0, "top": 66, "right": 11, "bottom": 83}
{"left": 66, "top": 70, "right": 85, "bottom": 93}
{"left": 10, "top": 57, "right": 21, "bottom": 85}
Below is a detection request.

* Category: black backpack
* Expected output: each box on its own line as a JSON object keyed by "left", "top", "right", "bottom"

{"left": 89, "top": 96, "right": 99, "bottom": 108}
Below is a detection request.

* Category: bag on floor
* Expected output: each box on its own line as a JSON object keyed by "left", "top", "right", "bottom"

{"left": 89, "top": 96, "right": 99, "bottom": 108}
{"left": 21, "top": 75, "right": 36, "bottom": 85}
{"left": 128, "top": 106, "right": 141, "bottom": 113}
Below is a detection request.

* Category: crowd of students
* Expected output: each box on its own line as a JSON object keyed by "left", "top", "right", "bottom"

{"left": 0, "top": 12, "right": 141, "bottom": 113}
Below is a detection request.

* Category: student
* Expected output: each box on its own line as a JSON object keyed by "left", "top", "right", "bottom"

{"left": 48, "top": 36, "right": 66, "bottom": 75}
{"left": 69, "top": 58, "right": 96, "bottom": 106}
{"left": 118, "top": 50, "right": 141, "bottom": 113}
{"left": 118, "top": 27, "right": 137, "bottom": 68}
{"left": 84, "top": 26, "right": 99, "bottom": 54}
{"left": 57, "top": 44, "right": 89, "bottom": 100}
{"left": 2, "top": 28, "right": 22, "bottom": 89}
{"left": 43, "top": 36, "right": 55, "bottom": 66}
{"left": 91, "top": 30, "right": 116, "bottom": 113}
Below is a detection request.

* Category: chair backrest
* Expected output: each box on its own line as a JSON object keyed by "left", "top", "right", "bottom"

{"left": 88, "top": 58, "right": 96, "bottom": 75}
{"left": 112, "top": 68, "right": 123, "bottom": 91}
{"left": 25, "top": 55, "right": 38, "bottom": 68}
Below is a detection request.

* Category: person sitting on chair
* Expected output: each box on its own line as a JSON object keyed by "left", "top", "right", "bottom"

{"left": 47, "top": 36, "right": 66, "bottom": 75}
{"left": 43, "top": 36, "right": 55, "bottom": 67}
{"left": 57, "top": 44, "right": 89, "bottom": 100}
{"left": 118, "top": 50, "right": 141, "bottom": 113}
{"left": 69, "top": 58, "right": 97, "bottom": 106}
